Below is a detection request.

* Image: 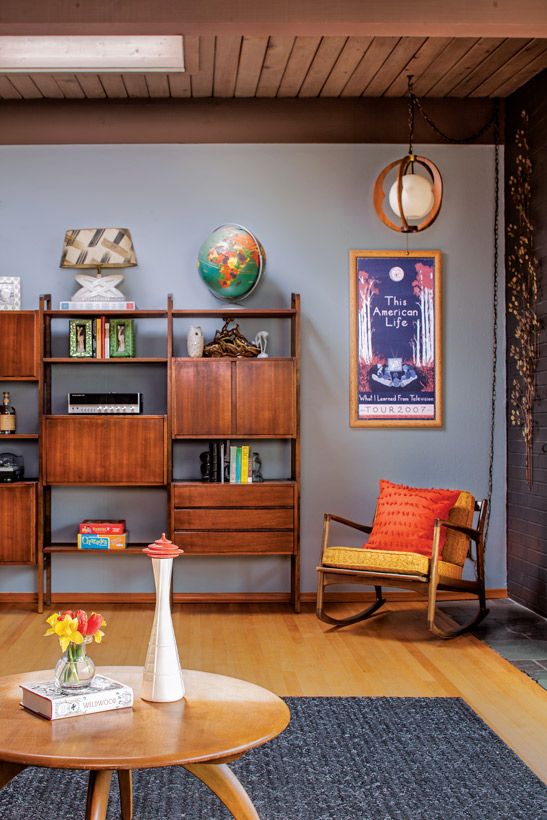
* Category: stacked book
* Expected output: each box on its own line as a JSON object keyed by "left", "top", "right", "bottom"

{"left": 20, "top": 675, "right": 134, "bottom": 720}
{"left": 78, "top": 520, "right": 127, "bottom": 550}
{"left": 229, "top": 444, "right": 253, "bottom": 484}
{"left": 60, "top": 300, "right": 136, "bottom": 310}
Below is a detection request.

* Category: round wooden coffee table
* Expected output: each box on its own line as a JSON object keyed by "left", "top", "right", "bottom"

{"left": 0, "top": 666, "right": 290, "bottom": 820}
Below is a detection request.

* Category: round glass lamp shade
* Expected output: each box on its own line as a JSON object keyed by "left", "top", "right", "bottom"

{"left": 197, "top": 224, "right": 265, "bottom": 301}
{"left": 388, "top": 172, "right": 435, "bottom": 220}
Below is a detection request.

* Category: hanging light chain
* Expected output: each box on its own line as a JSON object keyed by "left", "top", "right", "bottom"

{"left": 484, "top": 102, "right": 500, "bottom": 547}
{"left": 407, "top": 75, "right": 415, "bottom": 156}
{"left": 406, "top": 74, "right": 497, "bottom": 145}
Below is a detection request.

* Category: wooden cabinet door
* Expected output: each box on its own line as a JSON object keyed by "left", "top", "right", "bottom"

{"left": 0, "top": 313, "right": 38, "bottom": 379}
{"left": 0, "top": 483, "right": 36, "bottom": 564}
{"left": 44, "top": 416, "right": 166, "bottom": 484}
{"left": 172, "top": 359, "right": 232, "bottom": 436}
{"left": 235, "top": 360, "right": 296, "bottom": 436}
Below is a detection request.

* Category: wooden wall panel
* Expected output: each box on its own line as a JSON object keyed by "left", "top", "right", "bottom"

{"left": 505, "top": 69, "right": 547, "bottom": 616}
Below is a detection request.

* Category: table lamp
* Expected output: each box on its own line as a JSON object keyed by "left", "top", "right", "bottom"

{"left": 60, "top": 227, "right": 137, "bottom": 302}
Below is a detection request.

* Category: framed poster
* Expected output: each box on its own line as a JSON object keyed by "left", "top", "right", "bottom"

{"left": 350, "top": 250, "right": 442, "bottom": 427}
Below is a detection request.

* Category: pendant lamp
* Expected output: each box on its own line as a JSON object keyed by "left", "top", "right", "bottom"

{"left": 373, "top": 76, "right": 443, "bottom": 233}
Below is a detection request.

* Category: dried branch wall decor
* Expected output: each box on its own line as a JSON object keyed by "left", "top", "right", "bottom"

{"left": 507, "top": 110, "right": 541, "bottom": 488}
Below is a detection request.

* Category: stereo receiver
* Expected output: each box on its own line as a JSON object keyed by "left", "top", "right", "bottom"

{"left": 68, "top": 393, "right": 143, "bottom": 414}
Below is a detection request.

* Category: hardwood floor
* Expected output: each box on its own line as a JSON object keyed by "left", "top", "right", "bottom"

{"left": 0, "top": 601, "right": 546, "bottom": 782}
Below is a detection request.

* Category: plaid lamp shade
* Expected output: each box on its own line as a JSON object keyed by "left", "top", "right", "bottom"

{"left": 60, "top": 228, "right": 137, "bottom": 269}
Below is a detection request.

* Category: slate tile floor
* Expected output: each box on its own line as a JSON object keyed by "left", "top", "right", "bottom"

{"left": 441, "top": 599, "right": 547, "bottom": 690}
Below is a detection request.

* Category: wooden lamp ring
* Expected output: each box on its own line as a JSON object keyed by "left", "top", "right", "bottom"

{"left": 373, "top": 154, "right": 443, "bottom": 233}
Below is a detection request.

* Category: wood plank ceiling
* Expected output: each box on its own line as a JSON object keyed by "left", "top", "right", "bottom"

{"left": 0, "top": 35, "right": 545, "bottom": 101}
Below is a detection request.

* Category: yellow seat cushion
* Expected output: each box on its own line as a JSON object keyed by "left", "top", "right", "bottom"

{"left": 322, "top": 546, "right": 462, "bottom": 580}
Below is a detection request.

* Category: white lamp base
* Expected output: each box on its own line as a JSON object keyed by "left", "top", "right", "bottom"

{"left": 141, "top": 557, "right": 185, "bottom": 702}
{"left": 72, "top": 272, "right": 126, "bottom": 302}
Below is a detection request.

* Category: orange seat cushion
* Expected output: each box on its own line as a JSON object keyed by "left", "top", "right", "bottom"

{"left": 365, "top": 480, "right": 461, "bottom": 558}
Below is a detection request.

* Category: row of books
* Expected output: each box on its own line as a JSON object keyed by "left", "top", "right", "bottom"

{"left": 230, "top": 445, "right": 253, "bottom": 484}
{"left": 200, "top": 442, "right": 254, "bottom": 483}
{"left": 77, "top": 520, "right": 127, "bottom": 550}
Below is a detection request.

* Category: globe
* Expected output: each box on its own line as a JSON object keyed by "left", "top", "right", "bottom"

{"left": 197, "top": 224, "right": 266, "bottom": 301}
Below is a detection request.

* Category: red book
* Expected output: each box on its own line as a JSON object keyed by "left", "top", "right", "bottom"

{"left": 79, "top": 520, "right": 126, "bottom": 535}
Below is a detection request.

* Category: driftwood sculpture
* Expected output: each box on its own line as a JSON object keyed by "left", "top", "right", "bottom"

{"left": 203, "top": 320, "right": 260, "bottom": 358}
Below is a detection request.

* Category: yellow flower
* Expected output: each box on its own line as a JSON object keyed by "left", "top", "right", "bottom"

{"left": 45, "top": 613, "right": 84, "bottom": 652}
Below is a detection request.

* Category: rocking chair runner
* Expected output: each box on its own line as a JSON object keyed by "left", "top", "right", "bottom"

{"left": 316, "top": 493, "right": 488, "bottom": 639}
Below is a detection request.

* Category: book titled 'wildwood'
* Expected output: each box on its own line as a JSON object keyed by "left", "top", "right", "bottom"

{"left": 20, "top": 675, "right": 134, "bottom": 720}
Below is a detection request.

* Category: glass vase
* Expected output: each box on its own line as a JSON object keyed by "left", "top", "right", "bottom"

{"left": 55, "top": 637, "right": 96, "bottom": 693}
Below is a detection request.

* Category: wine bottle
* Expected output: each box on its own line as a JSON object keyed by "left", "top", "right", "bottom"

{"left": 0, "top": 391, "right": 16, "bottom": 435}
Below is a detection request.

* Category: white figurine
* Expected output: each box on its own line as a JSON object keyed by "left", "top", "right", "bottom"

{"left": 187, "top": 326, "right": 204, "bottom": 358}
{"left": 253, "top": 331, "right": 269, "bottom": 358}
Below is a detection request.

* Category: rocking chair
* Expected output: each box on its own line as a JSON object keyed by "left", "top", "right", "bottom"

{"left": 316, "top": 491, "right": 488, "bottom": 639}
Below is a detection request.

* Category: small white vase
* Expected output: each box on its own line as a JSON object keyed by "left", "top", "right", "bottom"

{"left": 187, "top": 325, "right": 204, "bottom": 358}
{"left": 141, "top": 557, "right": 185, "bottom": 702}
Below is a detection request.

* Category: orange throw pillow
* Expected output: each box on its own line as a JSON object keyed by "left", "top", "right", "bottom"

{"left": 365, "top": 480, "right": 461, "bottom": 558}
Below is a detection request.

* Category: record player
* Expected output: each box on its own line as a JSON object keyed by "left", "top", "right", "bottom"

{"left": 0, "top": 452, "right": 24, "bottom": 482}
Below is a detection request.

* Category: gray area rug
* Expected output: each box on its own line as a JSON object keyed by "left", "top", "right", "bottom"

{"left": 0, "top": 698, "right": 545, "bottom": 819}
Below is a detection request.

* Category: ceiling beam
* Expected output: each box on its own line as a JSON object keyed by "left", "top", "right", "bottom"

{"left": 0, "top": 97, "right": 501, "bottom": 145}
{"left": 0, "top": 1, "right": 546, "bottom": 38}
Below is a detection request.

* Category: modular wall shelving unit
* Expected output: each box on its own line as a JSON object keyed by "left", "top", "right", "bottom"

{"left": 0, "top": 295, "right": 300, "bottom": 612}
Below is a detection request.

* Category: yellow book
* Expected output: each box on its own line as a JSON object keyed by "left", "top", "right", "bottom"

{"left": 240, "top": 445, "right": 250, "bottom": 485}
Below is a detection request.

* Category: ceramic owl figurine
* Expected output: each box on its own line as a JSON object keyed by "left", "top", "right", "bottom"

{"left": 187, "top": 325, "right": 204, "bottom": 358}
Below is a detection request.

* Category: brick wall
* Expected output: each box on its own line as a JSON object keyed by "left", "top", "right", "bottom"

{"left": 505, "top": 69, "right": 547, "bottom": 616}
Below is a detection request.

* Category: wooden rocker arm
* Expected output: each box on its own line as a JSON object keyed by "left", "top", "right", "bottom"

{"left": 320, "top": 513, "right": 373, "bottom": 564}
{"left": 434, "top": 518, "right": 480, "bottom": 544}
{"left": 323, "top": 513, "right": 373, "bottom": 534}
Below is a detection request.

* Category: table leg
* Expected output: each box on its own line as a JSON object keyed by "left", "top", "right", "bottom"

{"left": 85, "top": 769, "right": 113, "bottom": 820}
{"left": 0, "top": 761, "right": 26, "bottom": 789}
{"left": 117, "top": 769, "right": 132, "bottom": 820}
{"left": 183, "top": 762, "right": 259, "bottom": 820}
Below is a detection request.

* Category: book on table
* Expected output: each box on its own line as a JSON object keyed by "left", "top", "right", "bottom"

{"left": 20, "top": 675, "right": 134, "bottom": 720}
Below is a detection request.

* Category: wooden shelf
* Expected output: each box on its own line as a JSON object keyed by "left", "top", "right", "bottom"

{"left": 171, "top": 308, "right": 296, "bottom": 318}
{"left": 45, "top": 309, "right": 167, "bottom": 318}
{"left": 5, "top": 293, "right": 301, "bottom": 612}
{"left": 44, "top": 544, "right": 149, "bottom": 554}
{"left": 0, "top": 433, "right": 39, "bottom": 439}
{"left": 43, "top": 357, "right": 167, "bottom": 364}
{"left": 0, "top": 376, "right": 39, "bottom": 382}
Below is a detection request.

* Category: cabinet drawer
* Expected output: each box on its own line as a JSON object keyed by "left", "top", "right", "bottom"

{"left": 44, "top": 416, "right": 166, "bottom": 484}
{"left": 0, "top": 483, "right": 36, "bottom": 564}
{"left": 174, "top": 530, "right": 294, "bottom": 554}
{"left": 174, "top": 507, "right": 293, "bottom": 531}
{"left": 172, "top": 483, "right": 294, "bottom": 508}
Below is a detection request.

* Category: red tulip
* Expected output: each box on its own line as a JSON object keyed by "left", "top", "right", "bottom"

{"left": 58, "top": 610, "right": 74, "bottom": 621}
{"left": 74, "top": 609, "right": 88, "bottom": 636}
{"left": 86, "top": 612, "right": 104, "bottom": 636}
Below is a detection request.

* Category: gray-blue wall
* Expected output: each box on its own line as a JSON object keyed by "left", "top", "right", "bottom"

{"left": 0, "top": 143, "right": 505, "bottom": 595}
